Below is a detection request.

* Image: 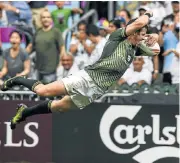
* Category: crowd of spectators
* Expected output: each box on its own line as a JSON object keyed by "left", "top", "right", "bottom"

{"left": 0, "top": 1, "right": 179, "bottom": 91}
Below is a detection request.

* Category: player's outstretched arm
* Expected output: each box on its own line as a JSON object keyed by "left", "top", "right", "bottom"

{"left": 138, "top": 33, "right": 160, "bottom": 56}
{"left": 125, "top": 11, "right": 153, "bottom": 36}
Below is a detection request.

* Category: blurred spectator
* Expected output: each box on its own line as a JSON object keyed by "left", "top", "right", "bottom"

{"left": 26, "top": 10, "right": 65, "bottom": 84}
{"left": 163, "top": 46, "right": 180, "bottom": 85}
{"left": 86, "top": 24, "right": 107, "bottom": 65}
{"left": 116, "top": 1, "right": 139, "bottom": 16}
{"left": 96, "top": 18, "right": 109, "bottom": 38}
{"left": 163, "top": 17, "right": 180, "bottom": 85}
{"left": 3, "top": 30, "right": 30, "bottom": 78}
{"left": 0, "top": 8, "right": 7, "bottom": 26}
{"left": 3, "top": 1, "right": 32, "bottom": 27}
{"left": 119, "top": 56, "right": 152, "bottom": 86}
{"left": 71, "top": 21, "right": 87, "bottom": 42}
{"left": 161, "top": 16, "right": 178, "bottom": 84}
{"left": 148, "top": 2, "right": 166, "bottom": 30}
{"left": 106, "top": 17, "right": 126, "bottom": 40}
{"left": 132, "top": 1, "right": 150, "bottom": 19}
{"left": 161, "top": 1, "right": 173, "bottom": 16}
{"left": 28, "top": 1, "right": 48, "bottom": 30}
{"left": 117, "top": 9, "right": 131, "bottom": 24}
{"left": 162, "top": 1, "right": 179, "bottom": 26}
{"left": 0, "top": 45, "right": 6, "bottom": 86}
{"left": 56, "top": 53, "right": 79, "bottom": 80}
{"left": 99, "top": 27, "right": 108, "bottom": 38}
{"left": 133, "top": 2, "right": 168, "bottom": 30}
{"left": 171, "top": 42, "right": 180, "bottom": 85}
{"left": 159, "top": 2, "right": 179, "bottom": 46}
{"left": 70, "top": 29, "right": 93, "bottom": 69}
{"left": 51, "top": 1, "right": 83, "bottom": 33}
{"left": 77, "top": 20, "right": 87, "bottom": 31}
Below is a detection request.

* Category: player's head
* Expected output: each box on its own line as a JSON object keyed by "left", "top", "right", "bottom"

{"left": 108, "top": 17, "right": 126, "bottom": 34}
{"left": 61, "top": 53, "right": 74, "bottom": 70}
{"left": 86, "top": 24, "right": 100, "bottom": 43}
{"left": 127, "top": 18, "right": 148, "bottom": 42}
{"left": 40, "top": 10, "right": 52, "bottom": 28}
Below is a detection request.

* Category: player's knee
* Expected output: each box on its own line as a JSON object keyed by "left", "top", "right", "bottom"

{"left": 60, "top": 100, "right": 72, "bottom": 112}
{"left": 51, "top": 97, "right": 74, "bottom": 112}
{"left": 35, "top": 86, "right": 50, "bottom": 97}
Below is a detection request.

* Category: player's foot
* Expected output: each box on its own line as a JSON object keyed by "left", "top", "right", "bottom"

{"left": 10, "top": 104, "right": 27, "bottom": 130}
{"left": 1, "top": 76, "right": 26, "bottom": 91}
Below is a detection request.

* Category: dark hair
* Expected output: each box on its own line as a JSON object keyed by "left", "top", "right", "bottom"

{"left": 86, "top": 24, "right": 99, "bottom": 36}
{"left": 109, "top": 19, "right": 125, "bottom": 29}
{"left": 120, "top": 9, "right": 131, "bottom": 19}
{"left": 77, "top": 21, "right": 87, "bottom": 29}
{"left": 172, "top": 1, "right": 179, "bottom": 4}
{"left": 127, "top": 18, "right": 148, "bottom": 32}
{"left": 9, "top": 30, "right": 23, "bottom": 40}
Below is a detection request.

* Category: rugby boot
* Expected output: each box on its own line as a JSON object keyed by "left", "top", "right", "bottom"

{"left": 1, "top": 76, "right": 26, "bottom": 91}
{"left": 10, "top": 104, "right": 27, "bottom": 130}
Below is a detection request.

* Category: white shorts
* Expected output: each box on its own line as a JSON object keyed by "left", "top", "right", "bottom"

{"left": 61, "top": 70, "right": 104, "bottom": 109}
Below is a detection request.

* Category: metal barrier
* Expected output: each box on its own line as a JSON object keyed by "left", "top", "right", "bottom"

{"left": 95, "top": 93, "right": 134, "bottom": 103}
{"left": 0, "top": 90, "right": 132, "bottom": 102}
{"left": 0, "top": 89, "right": 178, "bottom": 104}
{"left": 0, "top": 90, "right": 36, "bottom": 100}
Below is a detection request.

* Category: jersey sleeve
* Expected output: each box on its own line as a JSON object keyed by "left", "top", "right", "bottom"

{"left": 136, "top": 43, "right": 155, "bottom": 56}
{"left": 109, "top": 28, "right": 127, "bottom": 41}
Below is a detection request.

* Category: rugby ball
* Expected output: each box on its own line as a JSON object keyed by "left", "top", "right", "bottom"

{"left": 148, "top": 42, "right": 160, "bottom": 55}
{"left": 141, "top": 40, "right": 160, "bottom": 55}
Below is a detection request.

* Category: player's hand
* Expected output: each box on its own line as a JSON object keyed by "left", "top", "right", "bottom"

{"left": 144, "top": 11, "right": 153, "bottom": 17}
{"left": 145, "top": 34, "right": 156, "bottom": 46}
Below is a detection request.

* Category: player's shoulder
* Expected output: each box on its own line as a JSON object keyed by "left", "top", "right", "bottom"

{"left": 109, "top": 27, "right": 127, "bottom": 41}
{"left": 111, "top": 27, "right": 126, "bottom": 36}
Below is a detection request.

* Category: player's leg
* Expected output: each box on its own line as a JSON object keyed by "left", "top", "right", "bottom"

{"left": 1, "top": 76, "right": 42, "bottom": 91}
{"left": 33, "top": 81, "right": 67, "bottom": 97}
{"left": 1, "top": 76, "right": 67, "bottom": 97}
{"left": 10, "top": 96, "right": 77, "bottom": 129}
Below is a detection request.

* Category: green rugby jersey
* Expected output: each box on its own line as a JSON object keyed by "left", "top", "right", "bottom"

{"left": 85, "top": 28, "right": 155, "bottom": 91}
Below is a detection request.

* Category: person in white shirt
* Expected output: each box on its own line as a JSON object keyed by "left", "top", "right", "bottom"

{"left": 133, "top": 2, "right": 167, "bottom": 30}
{"left": 70, "top": 30, "right": 94, "bottom": 69}
{"left": 56, "top": 53, "right": 79, "bottom": 80}
{"left": 119, "top": 56, "right": 152, "bottom": 85}
{"left": 163, "top": 42, "right": 180, "bottom": 84}
{"left": 86, "top": 24, "right": 107, "bottom": 65}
